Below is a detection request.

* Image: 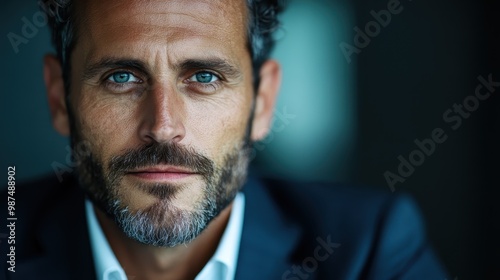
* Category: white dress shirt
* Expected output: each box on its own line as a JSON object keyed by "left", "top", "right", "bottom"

{"left": 85, "top": 193, "right": 245, "bottom": 280}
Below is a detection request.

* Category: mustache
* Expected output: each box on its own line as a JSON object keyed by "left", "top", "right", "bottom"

{"left": 108, "top": 142, "right": 215, "bottom": 177}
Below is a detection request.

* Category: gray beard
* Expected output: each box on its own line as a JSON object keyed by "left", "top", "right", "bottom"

{"left": 74, "top": 140, "right": 251, "bottom": 247}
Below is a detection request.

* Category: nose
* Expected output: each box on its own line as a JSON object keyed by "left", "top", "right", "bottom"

{"left": 138, "top": 83, "right": 186, "bottom": 144}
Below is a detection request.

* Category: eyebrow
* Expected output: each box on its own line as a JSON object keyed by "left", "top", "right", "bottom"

{"left": 176, "top": 58, "right": 242, "bottom": 80}
{"left": 82, "top": 57, "right": 242, "bottom": 81}
{"left": 83, "top": 58, "right": 150, "bottom": 80}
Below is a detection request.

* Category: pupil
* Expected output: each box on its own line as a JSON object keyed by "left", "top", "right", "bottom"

{"left": 196, "top": 72, "right": 212, "bottom": 83}
{"left": 114, "top": 72, "right": 130, "bottom": 83}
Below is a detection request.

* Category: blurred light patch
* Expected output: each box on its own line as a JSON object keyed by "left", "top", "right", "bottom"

{"left": 252, "top": 0, "right": 356, "bottom": 182}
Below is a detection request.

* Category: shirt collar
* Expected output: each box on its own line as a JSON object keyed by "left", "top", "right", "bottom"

{"left": 195, "top": 192, "right": 245, "bottom": 280}
{"left": 85, "top": 193, "right": 245, "bottom": 280}
{"left": 85, "top": 200, "right": 128, "bottom": 280}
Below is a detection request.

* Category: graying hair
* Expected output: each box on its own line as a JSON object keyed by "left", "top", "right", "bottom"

{"left": 40, "top": 0, "right": 285, "bottom": 92}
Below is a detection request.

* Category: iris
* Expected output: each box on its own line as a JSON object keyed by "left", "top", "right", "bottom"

{"left": 195, "top": 72, "right": 214, "bottom": 83}
{"left": 112, "top": 72, "right": 131, "bottom": 83}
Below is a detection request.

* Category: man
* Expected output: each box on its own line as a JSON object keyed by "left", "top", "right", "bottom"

{"left": 1, "top": 0, "right": 447, "bottom": 279}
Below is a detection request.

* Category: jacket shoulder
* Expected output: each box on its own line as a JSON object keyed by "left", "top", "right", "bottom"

{"left": 1, "top": 174, "right": 80, "bottom": 257}
{"left": 256, "top": 177, "right": 448, "bottom": 279}
{"left": 260, "top": 178, "right": 395, "bottom": 233}
{"left": 1, "top": 174, "right": 72, "bottom": 222}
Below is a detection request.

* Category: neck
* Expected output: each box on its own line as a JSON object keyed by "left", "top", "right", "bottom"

{"left": 94, "top": 203, "right": 233, "bottom": 280}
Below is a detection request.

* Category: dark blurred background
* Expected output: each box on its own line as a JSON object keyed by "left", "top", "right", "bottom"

{"left": 1, "top": 0, "right": 499, "bottom": 278}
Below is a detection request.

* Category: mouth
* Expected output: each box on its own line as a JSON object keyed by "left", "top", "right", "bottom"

{"left": 126, "top": 165, "right": 199, "bottom": 181}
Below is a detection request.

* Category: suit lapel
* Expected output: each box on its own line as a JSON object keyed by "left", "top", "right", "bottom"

{"left": 235, "top": 177, "right": 312, "bottom": 280}
{"left": 11, "top": 175, "right": 314, "bottom": 280}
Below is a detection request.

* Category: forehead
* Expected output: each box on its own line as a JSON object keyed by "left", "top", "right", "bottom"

{"left": 76, "top": 0, "right": 249, "bottom": 62}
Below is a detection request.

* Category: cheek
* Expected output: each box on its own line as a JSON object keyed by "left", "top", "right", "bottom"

{"left": 74, "top": 93, "right": 137, "bottom": 162}
{"left": 72, "top": 84, "right": 253, "bottom": 168}
{"left": 186, "top": 93, "right": 252, "bottom": 164}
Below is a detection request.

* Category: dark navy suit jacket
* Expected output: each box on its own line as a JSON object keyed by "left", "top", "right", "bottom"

{"left": 0, "top": 174, "right": 447, "bottom": 279}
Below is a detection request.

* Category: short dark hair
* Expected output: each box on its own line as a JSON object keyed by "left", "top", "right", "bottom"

{"left": 40, "top": 0, "right": 285, "bottom": 92}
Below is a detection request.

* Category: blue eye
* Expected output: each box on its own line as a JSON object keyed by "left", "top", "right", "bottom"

{"left": 108, "top": 72, "right": 139, "bottom": 83}
{"left": 188, "top": 72, "right": 219, "bottom": 83}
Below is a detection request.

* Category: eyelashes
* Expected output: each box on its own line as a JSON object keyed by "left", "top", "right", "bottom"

{"left": 101, "top": 70, "right": 224, "bottom": 94}
{"left": 101, "top": 71, "right": 144, "bottom": 93}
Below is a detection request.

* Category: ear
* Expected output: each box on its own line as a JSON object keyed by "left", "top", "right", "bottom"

{"left": 251, "top": 60, "right": 282, "bottom": 141}
{"left": 44, "top": 54, "right": 70, "bottom": 136}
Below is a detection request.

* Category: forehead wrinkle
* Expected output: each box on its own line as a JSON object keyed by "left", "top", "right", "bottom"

{"left": 75, "top": 0, "right": 251, "bottom": 85}
{"left": 81, "top": 0, "right": 246, "bottom": 53}
{"left": 95, "top": 0, "right": 244, "bottom": 34}
{"left": 94, "top": 0, "right": 231, "bottom": 30}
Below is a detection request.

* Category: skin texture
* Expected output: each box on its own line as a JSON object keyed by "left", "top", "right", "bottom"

{"left": 43, "top": 0, "right": 281, "bottom": 278}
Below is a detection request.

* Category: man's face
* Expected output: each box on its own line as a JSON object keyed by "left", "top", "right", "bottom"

{"left": 63, "top": 0, "right": 257, "bottom": 246}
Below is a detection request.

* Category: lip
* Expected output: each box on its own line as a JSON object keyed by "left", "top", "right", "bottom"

{"left": 126, "top": 165, "right": 198, "bottom": 181}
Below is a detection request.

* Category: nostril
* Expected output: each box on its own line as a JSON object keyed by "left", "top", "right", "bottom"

{"left": 138, "top": 108, "right": 186, "bottom": 144}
